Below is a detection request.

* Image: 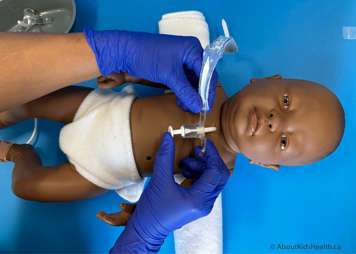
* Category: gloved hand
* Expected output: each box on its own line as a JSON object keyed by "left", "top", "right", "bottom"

{"left": 84, "top": 27, "right": 218, "bottom": 113}
{"left": 110, "top": 133, "right": 230, "bottom": 253}
{"left": 180, "top": 142, "right": 232, "bottom": 180}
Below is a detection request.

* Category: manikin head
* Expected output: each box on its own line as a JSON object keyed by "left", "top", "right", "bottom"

{"left": 222, "top": 75, "right": 345, "bottom": 170}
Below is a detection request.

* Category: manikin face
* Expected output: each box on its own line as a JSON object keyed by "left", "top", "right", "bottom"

{"left": 222, "top": 76, "right": 344, "bottom": 168}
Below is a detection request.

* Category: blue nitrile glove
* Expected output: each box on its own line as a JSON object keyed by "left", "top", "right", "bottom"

{"left": 84, "top": 27, "right": 218, "bottom": 113}
{"left": 180, "top": 141, "right": 231, "bottom": 189}
{"left": 110, "top": 133, "right": 230, "bottom": 254}
{"left": 175, "top": 67, "right": 218, "bottom": 113}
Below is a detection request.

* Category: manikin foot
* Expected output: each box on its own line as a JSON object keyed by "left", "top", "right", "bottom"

{"left": 0, "top": 141, "right": 14, "bottom": 162}
{"left": 0, "top": 106, "right": 27, "bottom": 129}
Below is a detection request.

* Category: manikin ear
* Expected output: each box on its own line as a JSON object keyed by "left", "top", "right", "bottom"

{"left": 249, "top": 160, "right": 280, "bottom": 170}
{"left": 250, "top": 74, "right": 282, "bottom": 83}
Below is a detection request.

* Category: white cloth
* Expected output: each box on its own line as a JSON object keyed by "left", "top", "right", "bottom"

{"left": 173, "top": 175, "right": 223, "bottom": 254}
{"left": 59, "top": 86, "right": 145, "bottom": 203}
{"left": 159, "top": 10, "right": 210, "bottom": 49}
{"left": 174, "top": 194, "right": 223, "bottom": 254}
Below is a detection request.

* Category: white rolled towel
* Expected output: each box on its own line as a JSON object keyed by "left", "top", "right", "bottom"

{"left": 161, "top": 10, "right": 205, "bottom": 20}
{"left": 174, "top": 192, "right": 223, "bottom": 254}
{"left": 158, "top": 10, "right": 210, "bottom": 48}
{"left": 173, "top": 174, "right": 223, "bottom": 254}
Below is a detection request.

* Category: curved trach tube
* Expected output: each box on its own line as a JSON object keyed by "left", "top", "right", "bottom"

{"left": 200, "top": 135, "right": 207, "bottom": 155}
{"left": 198, "top": 19, "right": 238, "bottom": 154}
{"left": 167, "top": 19, "right": 238, "bottom": 155}
{"left": 222, "top": 19, "right": 230, "bottom": 38}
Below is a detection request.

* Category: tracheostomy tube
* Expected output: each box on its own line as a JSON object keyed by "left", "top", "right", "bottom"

{"left": 168, "top": 19, "right": 238, "bottom": 153}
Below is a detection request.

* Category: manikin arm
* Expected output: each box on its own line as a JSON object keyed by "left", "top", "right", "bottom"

{"left": 97, "top": 73, "right": 224, "bottom": 90}
{"left": 97, "top": 73, "right": 166, "bottom": 89}
{"left": 0, "top": 32, "right": 100, "bottom": 111}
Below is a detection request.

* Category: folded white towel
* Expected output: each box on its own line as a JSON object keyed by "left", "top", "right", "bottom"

{"left": 174, "top": 194, "right": 223, "bottom": 254}
{"left": 161, "top": 10, "right": 205, "bottom": 21}
{"left": 173, "top": 174, "right": 223, "bottom": 254}
{"left": 159, "top": 10, "right": 210, "bottom": 48}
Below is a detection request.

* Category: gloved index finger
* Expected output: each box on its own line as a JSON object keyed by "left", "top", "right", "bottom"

{"left": 173, "top": 38, "right": 204, "bottom": 113}
{"left": 181, "top": 36, "right": 203, "bottom": 80}
{"left": 151, "top": 132, "right": 176, "bottom": 183}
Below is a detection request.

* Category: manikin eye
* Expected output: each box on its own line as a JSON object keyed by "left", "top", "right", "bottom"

{"left": 283, "top": 93, "right": 289, "bottom": 110}
{"left": 279, "top": 94, "right": 289, "bottom": 150}
{"left": 280, "top": 94, "right": 289, "bottom": 150}
{"left": 281, "top": 134, "right": 287, "bottom": 150}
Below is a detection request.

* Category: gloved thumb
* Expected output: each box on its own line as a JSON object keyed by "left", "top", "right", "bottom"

{"left": 151, "top": 132, "right": 176, "bottom": 184}
{"left": 173, "top": 75, "right": 202, "bottom": 113}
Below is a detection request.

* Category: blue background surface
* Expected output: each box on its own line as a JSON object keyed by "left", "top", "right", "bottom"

{"left": 0, "top": 0, "right": 355, "bottom": 253}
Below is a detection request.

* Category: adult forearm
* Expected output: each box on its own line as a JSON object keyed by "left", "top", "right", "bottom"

{"left": 0, "top": 32, "right": 100, "bottom": 111}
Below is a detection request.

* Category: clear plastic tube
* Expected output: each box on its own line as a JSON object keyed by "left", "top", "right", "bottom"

{"left": 26, "top": 118, "right": 38, "bottom": 144}
{"left": 167, "top": 19, "right": 238, "bottom": 154}
{"left": 197, "top": 34, "right": 237, "bottom": 152}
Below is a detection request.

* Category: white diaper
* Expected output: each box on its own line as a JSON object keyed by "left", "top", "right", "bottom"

{"left": 59, "top": 86, "right": 145, "bottom": 202}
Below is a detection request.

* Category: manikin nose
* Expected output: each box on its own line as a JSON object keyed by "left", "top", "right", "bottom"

{"left": 266, "top": 109, "right": 281, "bottom": 132}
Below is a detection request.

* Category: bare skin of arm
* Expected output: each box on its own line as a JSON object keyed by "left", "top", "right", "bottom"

{"left": 0, "top": 32, "right": 100, "bottom": 111}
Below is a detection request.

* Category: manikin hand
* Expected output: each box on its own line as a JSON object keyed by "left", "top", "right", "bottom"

{"left": 97, "top": 73, "right": 127, "bottom": 90}
{"left": 110, "top": 133, "right": 229, "bottom": 253}
{"left": 97, "top": 72, "right": 166, "bottom": 90}
{"left": 84, "top": 27, "right": 218, "bottom": 113}
{"left": 97, "top": 203, "right": 136, "bottom": 226}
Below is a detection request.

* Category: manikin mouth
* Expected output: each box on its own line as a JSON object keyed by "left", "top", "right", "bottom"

{"left": 248, "top": 107, "right": 258, "bottom": 136}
